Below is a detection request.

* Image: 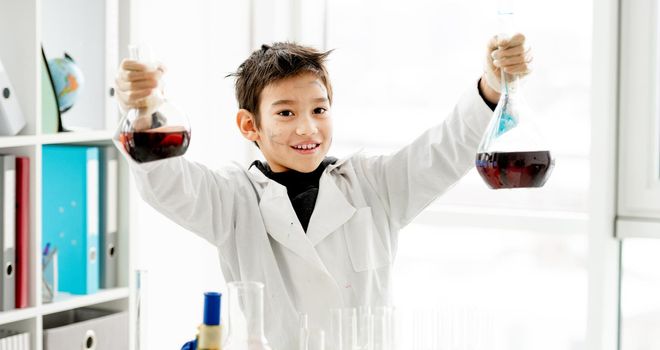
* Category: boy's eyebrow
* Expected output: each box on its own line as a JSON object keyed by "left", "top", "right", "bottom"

{"left": 271, "top": 97, "right": 329, "bottom": 106}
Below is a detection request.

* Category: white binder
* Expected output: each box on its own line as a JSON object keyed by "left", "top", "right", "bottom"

{"left": 0, "top": 60, "right": 26, "bottom": 136}
{"left": 0, "top": 155, "right": 15, "bottom": 311}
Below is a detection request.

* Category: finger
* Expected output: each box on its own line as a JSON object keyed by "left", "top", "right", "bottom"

{"left": 117, "top": 88, "right": 152, "bottom": 104}
{"left": 492, "top": 45, "right": 525, "bottom": 60}
{"left": 497, "top": 33, "right": 526, "bottom": 49}
{"left": 502, "top": 63, "right": 530, "bottom": 75}
{"left": 121, "top": 59, "right": 151, "bottom": 72}
{"left": 119, "top": 70, "right": 149, "bottom": 82}
{"left": 127, "top": 89, "right": 153, "bottom": 103}
{"left": 505, "top": 65, "right": 531, "bottom": 75}
{"left": 115, "top": 77, "right": 159, "bottom": 92}
{"left": 503, "top": 57, "right": 532, "bottom": 74}
{"left": 494, "top": 54, "right": 527, "bottom": 67}
{"left": 119, "top": 68, "right": 163, "bottom": 82}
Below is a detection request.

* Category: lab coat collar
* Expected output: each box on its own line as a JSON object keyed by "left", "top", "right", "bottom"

{"left": 258, "top": 179, "right": 333, "bottom": 275}
{"left": 246, "top": 149, "right": 363, "bottom": 181}
{"left": 247, "top": 162, "right": 271, "bottom": 185}
{"left": 250, "top": 158, "right": 357, "bottom": 272}
{"left": 306, "top": 170, "right": 356, "bottom": 246}
{"left": 326, "top": 148, "right": 364, "bottom": 171}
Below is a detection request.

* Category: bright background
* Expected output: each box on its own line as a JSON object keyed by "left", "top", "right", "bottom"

{"left": 130, "top": 0, "right": 592, "bottom": 348}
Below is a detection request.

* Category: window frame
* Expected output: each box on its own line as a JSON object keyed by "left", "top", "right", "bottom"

{"left": 615, "top": 0, "right": 660, "bottom": 349}
{"left": 617, "top": 0, "right": 660, "bottom": 219}
{"left": 588, "top": 0, "right": 622, "bottom": 348}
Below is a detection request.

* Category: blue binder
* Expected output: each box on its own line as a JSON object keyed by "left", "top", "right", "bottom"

{"left": 43, "top": 145, "right": 100, "bottom": 295}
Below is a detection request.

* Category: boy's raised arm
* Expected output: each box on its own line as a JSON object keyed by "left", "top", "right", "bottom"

{"left": 125, "top": 157, "right": 239, "bottom": 247}
{"left": 356, "top": 34, "right": 531, "bottom": 230}
{"left": 114, "top": 61, "right": 238, "bottom": 247}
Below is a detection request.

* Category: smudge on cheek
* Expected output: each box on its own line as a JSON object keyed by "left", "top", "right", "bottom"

{"left": 268, "top": 128, "right": 287, "bottom": 146}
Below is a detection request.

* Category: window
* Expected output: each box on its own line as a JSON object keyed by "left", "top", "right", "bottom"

{"left": 326, "top": 0, "right": 591, "bottom": 213}
{"left": 325, "top": 0, "right": 592, "bottom": 348}
{"left": 620, "top": 239, "right": 660, "bottom": 350}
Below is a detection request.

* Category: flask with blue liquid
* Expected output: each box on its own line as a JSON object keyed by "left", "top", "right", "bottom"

{"left": 475, "top": 9, "right": 554, "bottom": 189}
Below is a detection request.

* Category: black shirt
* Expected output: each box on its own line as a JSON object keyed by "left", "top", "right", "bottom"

{"left": 251, "top": 157, "right": 338, "bottom": 232}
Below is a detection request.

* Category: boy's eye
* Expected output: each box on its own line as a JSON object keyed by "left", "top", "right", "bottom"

{"left": 277, "top": 110, "right": 294, "bottom": 117}
{"left": 314, "top": 107, "right": 327, "bottom": 114}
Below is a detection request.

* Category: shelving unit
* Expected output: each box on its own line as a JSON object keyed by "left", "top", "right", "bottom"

{"left": 0, "top": 0, "right": 134, "bottom": 349}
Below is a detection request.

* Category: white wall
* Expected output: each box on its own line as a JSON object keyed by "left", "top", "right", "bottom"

{"left": 130, "top": 0, "right": 252, "bottom": 347}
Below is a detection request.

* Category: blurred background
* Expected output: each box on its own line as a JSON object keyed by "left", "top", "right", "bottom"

{"left": 129, "top": 0, "right": 597, "bottom": 349}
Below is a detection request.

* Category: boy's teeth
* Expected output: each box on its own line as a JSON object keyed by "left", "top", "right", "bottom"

{"left": 295, "top": 144, "right": 317, "bottom": 150}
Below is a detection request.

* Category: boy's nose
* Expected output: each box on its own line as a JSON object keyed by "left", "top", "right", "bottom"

{"left": 295, "top": 115, "right": 318, "bottom": 136}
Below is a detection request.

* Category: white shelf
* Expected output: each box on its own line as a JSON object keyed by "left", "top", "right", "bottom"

{"left": 0, "top": 288, "right": 129, "bottom": 325}
{"left": 39, "top": 130, "right": 115, "bottom": 145}
{"left": 0, "top": 135, "right": 38, "bottom": 149}
{"left": 0, "top": 130, "right": 116, "bottom": 149}
{"left": 0, "top": 0, "right": 133, "bottom": 348}
{"left": 0, "top": 307, "right": 39, "bottom": 326}
{"left": 40, "top": 287, "right": 130, "bottom": 316}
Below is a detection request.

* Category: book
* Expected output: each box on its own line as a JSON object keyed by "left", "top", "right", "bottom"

{"left": 14, "top": 157, "right": 28, "bottom": 308}
{"left": 42, "top": 146, "right": 99, "bottom": 295}
{"left": 0, "top": 155, "right": 15, "bottom": 311}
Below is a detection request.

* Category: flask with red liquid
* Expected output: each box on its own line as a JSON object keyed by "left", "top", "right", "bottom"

{"left": 114, "top": 44, "right": 191, "bottom": 163}
{"left": 475, "top": 11, "right": 554, "bottom": 189}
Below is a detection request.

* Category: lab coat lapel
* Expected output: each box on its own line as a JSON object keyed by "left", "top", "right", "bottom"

{"left": 259, "top": 181, "right": 330, "bottom": 274}
{"left": 306, "top": 171, "right": 357, "bottom": 246}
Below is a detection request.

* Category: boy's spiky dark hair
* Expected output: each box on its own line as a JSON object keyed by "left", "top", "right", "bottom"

{"left": 228, "top": 42, "right": 333, "bottom": 127}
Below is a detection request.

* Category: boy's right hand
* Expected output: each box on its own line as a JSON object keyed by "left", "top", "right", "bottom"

{"left": 114, "top": 59, "right": 165, "bottom": 113}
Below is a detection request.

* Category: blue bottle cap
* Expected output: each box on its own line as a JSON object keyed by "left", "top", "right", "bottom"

{"left": 203, "top": 292, "right": 221, "bottom": 326}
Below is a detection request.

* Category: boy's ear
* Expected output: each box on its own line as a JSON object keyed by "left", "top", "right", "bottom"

{"left": 236, "top": 109, "right": 259, "bottom": 142}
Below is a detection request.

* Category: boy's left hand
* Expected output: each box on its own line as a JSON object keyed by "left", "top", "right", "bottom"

{"left": 481, "top": 33, "right": 533, "bottom": 103}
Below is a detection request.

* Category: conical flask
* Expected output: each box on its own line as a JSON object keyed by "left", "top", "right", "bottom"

{"left": 475, "top": 12, "right": 554, "bottom": 189}
{"left": 223, "top": 282, "right": 273, "bottom": 350}
{"left": 114, "top": 44, "right": 191, "bottom": 163}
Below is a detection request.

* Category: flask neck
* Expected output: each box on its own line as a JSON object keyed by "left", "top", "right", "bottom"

{"left": 496, "top": 10, "right": 519, "bottom": 95}
{"left": 127, "top": 43, "right": 165, "bottom": 111}
{"left": 500, "top": 70, "right": 521, "bottom": 96}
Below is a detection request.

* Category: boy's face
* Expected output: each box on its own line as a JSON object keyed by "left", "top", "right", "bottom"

{"left": 253, "top": 72, "right": 333, "bottom": 173}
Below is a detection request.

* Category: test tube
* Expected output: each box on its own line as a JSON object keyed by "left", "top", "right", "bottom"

{"left": 134, "top": 269, "right": 148, "bottom": 350}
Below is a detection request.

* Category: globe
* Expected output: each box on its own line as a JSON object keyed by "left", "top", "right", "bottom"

{"left": 48, "top": 53, "right": 84, "bottom": 113}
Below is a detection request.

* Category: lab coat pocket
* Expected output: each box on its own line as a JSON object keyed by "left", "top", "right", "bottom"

{"left": 344, "top": 207, "right": 391, "bottom": 272}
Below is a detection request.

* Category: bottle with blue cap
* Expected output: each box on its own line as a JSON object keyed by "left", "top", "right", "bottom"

{"left": 198, "top": 292, "right": 223, "bottom": 350}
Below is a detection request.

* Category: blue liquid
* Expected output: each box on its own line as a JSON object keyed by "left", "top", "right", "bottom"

{"left": 496, "top": 110, "right": 518, "bottom": 137}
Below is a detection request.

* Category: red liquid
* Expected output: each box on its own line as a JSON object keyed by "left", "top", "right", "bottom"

{"left": 120, "top": 126, "right": 191, "bottom": 163}
{"left": 475, "top": 151, "right": 554, "bottom": 189}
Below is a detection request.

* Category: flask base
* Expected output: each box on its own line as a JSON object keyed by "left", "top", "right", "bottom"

{"left": 119, "top": 125, "right": 190, "bottom": 163}
{"left": 475, "top": 150, "right": 554, "bottom": 189}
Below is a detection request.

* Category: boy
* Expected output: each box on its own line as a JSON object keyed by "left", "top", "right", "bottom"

{"left": 115, "top": 36, "right": 530, "bottom": 348}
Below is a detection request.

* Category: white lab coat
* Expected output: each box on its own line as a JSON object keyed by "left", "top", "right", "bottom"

{"left": 124, "top": 83, "right": 492, "bottom": 349}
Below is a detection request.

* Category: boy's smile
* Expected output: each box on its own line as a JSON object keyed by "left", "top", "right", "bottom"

{"left": 245, "top": 72, "right": 333, "bottom": 173}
